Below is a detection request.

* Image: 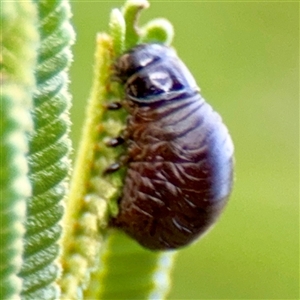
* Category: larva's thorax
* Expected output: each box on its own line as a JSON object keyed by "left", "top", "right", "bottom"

{"left": 125, "top": 96, "right": 205, "bottom": 162}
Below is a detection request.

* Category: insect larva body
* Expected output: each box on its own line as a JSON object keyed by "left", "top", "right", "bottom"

{"left": 109, "top": 43, "right": 234, "bottom": 250}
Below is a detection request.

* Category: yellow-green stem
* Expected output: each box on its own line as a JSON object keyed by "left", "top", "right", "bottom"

{"left": 60, "top": 34, "right": 122, "bottom": 299}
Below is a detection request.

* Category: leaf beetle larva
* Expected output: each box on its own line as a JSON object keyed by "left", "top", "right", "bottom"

{"left": 107, "top": 43, "right": 234, "bottom": 251}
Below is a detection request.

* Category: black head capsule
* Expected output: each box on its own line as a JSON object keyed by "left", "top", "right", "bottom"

{"left": 110, "top": 43, "right": 234, "bottom": 251}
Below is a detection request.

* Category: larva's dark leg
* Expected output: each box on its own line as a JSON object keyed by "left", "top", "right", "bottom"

{"left": 103, "top": 162, "right": 122, "bottom": 175}
{"left": 105, "top": 101, "right": 122, "bottom": 110}
{"left": 103, "top": 99, "right": 126, "bottom": 174}
{"left": 105, "top": 136, "right": 125, "bottom": 147}
{"left": 103, "top": 137, "right": 127, "bottom": 175}
{"left": 103, "top": 154, "right": 129, "bottom": 175}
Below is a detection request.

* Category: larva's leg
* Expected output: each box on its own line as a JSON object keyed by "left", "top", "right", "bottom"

{"left": 103, "top": 162, "right": 122, "bottom": 175}
{"left": 105, "top": 136, "right": 125, "bottom": 147}
{"left": 105, "top": 101, "right": 122, "bottom": 110}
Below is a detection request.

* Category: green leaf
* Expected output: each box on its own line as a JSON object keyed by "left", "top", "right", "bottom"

{"left": 84, "top": 231, "right": 176, "bottom": 300}
{"left": 122, "top": 0, "right": 149, "bottom": 50}
{"left": 59, "top": 32, "right": 127, "bottom": 299}
{"left": 78, "top": 1, "right": 176, "bottom": 299}
{"left": 0, "top": 2, "right": 38, "bottom": 299}
{"left": 140, "top": 18, "right": 174, "bottom": 46}
{"left": 17, "top": 1, "right": 74, "bottom": 299}
{"left": 59, "top": 0, "right": 175, "bottom": 298}
{"left": 109, "top": 8, "right": 126, "bottom": 57}
{"left": 0, "top": 85, "right": 32, "bottom": 300}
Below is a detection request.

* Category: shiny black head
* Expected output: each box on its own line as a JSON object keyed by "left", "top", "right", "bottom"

{"left": 115, "top": 44, "right": 199, "bottom": 103}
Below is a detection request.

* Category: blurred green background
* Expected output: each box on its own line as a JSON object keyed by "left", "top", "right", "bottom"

{"left": 70, "top": 1, "right": 299, "bottom": 299}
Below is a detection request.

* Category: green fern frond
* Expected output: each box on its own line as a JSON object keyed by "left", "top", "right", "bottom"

{"left": 59, "top": 33, "right": 120, "bottom": 300}
{"left": 85, "top": 231, "right": 176, "bottom": 300}
{"left": 17, "top": 1, "right": 74, "bottom": 299}
{"left": 58, "top": 0, "right": 175, "bottom": 298}
{"left": 0, "top": 2, "right": 38, "bottom": 300}
{"left": 63, "top": 1, "right": 176, "bottom": 299}
{"left": 0, "top": 85, "right": 33, "bottom": 300}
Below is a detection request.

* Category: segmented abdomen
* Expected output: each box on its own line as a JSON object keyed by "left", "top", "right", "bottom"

{"left": 112, "top": 94, "right": 234, "bottom": 250}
